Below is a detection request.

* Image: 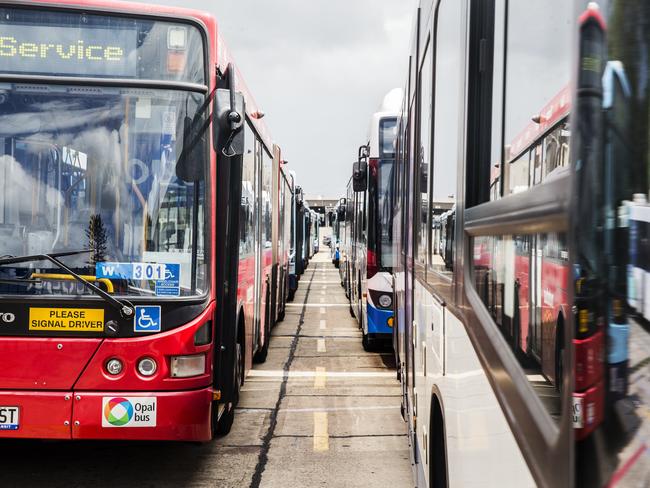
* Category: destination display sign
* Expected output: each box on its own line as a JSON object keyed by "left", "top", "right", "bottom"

{"left": 0, "top": 24, "right": 137, "bottom": 78}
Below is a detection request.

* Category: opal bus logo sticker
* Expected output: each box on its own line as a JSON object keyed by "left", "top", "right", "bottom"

{"left": 102, "top": 397, "right": 156, "bottom": 428}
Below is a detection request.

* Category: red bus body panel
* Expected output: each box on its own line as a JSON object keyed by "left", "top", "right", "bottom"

{"left": 0, "top": 392, "right": 72, "bottom": 439}
{"left": 0, "top": 338, "right": 101, "bottom": 390}
{"left": 71, "top": 389, "right": 212, "bottom": 441}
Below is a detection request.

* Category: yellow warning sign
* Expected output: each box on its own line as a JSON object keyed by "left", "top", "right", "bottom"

{"left": 29, "top": 308, "right": 104, "bottom": 332}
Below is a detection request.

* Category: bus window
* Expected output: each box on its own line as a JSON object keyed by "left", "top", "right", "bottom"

{"left": 429, "top": 0, "right": 462, "bottom": 274}
{"left": 473, "top": 233, "right": 567, "bottom": 423}
{"left": 500, "top": 0, "right": 573, "bottom": 194}
{"left": 240, "top": 122, "right": 256, "bottom": 257}
{"left": 262, "top": 150, "right": 272, "bottom": 250}
{"left": 416, "top": 42, "right": 432, "bottom": 266}
{"left": 489, "top": 0, "right": 506, "bottom": 202}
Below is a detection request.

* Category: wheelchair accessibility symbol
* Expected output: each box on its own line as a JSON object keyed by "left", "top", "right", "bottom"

{"left": 134, "top": 306, "right": 161, "bottom": 333}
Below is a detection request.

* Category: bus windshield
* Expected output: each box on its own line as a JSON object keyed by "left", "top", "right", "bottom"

{"left": 0, "top": 84, "right": 208, "bottom": 297}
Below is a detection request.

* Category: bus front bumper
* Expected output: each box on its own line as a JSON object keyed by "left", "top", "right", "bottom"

{"left": 367, "top": 305, "right": 394, "bottom": 336}
{"left": 0, "top": 387, "right": 212, "bottom": 441}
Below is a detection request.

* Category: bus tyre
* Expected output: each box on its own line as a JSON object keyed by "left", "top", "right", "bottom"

{"left": 362, "top": 332, "right": 373, "bottom": 352}
{"left": 214, "top": 341, "right": 242, "bottom": 437}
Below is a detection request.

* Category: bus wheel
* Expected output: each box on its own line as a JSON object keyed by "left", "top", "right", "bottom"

{"left": 429, "top": 397, "right": 448, "bottom": 488}
{"left": 362, "top": 332, "right": 373, "bottom": 352}
{"left": 214, "top": 340, "right": 242, "bottom": 437}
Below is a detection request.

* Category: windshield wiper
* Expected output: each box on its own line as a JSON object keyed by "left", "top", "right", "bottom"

{"left": 0, "top": 250, "right": 135, "bottom": 319}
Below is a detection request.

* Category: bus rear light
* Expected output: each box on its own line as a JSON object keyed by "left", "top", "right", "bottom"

{"left": 574, "top": 330, "right": 604, "bottom": 391}
{"left": 170, "top": 354, "right": 205, "bottom": 378}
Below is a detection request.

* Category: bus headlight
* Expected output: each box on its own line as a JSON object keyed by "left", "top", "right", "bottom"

{"left": 170, "top": 354, "right": 205, "bottom": 378}
{"left": 378, "top": 294, "right": 392, "bottom": 308}
{"left": 137, "top": 357, "right": 157, "bottom": 377}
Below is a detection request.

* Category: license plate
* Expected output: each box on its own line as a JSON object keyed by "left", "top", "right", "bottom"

{"left": 0, "top": 406, "right": 19, "bottom": 430}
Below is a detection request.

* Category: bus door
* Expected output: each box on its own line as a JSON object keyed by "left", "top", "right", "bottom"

{"left": 528, "top": 144, "right": 544, "bottom": 361}
{"left": 529, "top": 235, "right": 543, "bottom": 361}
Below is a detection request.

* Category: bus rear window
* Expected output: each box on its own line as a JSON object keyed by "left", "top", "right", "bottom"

{"left": 0, "top": 7, "right": 205, "bottom": 84}
{"left": 379, "top": 118, "right": 397, "bottom": 158}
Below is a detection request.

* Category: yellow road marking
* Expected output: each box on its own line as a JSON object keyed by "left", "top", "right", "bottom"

{"left": 317, "top": 339, "right": 326, "bottom": 352}
{"left": 314, "top": 367, "right": 327, "bottom": 388}
{"left": 313, "top": 412, "right": 329, "bottom": 452}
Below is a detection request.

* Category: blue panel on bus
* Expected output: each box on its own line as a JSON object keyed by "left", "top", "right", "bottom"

{"left": 367, "top": 304, "right": 393, "bottom": 335}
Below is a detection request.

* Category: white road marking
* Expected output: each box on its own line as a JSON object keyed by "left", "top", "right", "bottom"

{"left": 320, "top": 319, "right": 327, "bottom": 330}
{"left": 320, "top": 307, "right": 326, "bottom": 314}
{"left": 317, "top": 338, "right": 326, "bottom": 352}
{"left": 236, "top": 405, "right": 400, "bottom": 414}
{"left": 248, "top": 370, "right": 395, "bottom": 378}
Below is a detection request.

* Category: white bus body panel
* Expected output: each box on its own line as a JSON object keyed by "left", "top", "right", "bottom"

{"left": 413, "top": 280, "right": 534, "bottom": 487}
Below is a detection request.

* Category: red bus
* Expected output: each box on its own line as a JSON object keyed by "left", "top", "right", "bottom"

{"left": 0, "top": 0, "right": 294, "bottom": 441}
{"left": 474, "top": 86, "right": 572, "bottom": 390}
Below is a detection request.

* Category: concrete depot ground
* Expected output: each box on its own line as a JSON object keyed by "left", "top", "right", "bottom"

{"left": 0, "top": 239, "right": 414, "bottom": 487}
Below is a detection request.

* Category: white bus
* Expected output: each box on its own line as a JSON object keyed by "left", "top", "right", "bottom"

{"left": 393, "top": 1, "right": 650, "bottom": 486}
{"left": 348, "top": 89, "right": 402, "bottom": 350}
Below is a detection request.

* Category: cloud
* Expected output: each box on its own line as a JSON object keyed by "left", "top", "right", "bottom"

{"left": 129, "top": 0, "right": 414, "bottom": 197}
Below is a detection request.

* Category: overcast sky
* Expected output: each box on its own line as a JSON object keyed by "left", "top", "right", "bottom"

{"left": 131, "top": 0, "right": 414, "bottom": 199}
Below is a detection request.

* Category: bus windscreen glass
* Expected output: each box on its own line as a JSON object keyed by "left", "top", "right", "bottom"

{"left": 0, "top": 7, "right": 205, "bottom": 84}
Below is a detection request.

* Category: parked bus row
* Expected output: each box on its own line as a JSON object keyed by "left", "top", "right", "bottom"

{"left": 391, "top": 1, "right": 650, "bottom": 486}
{"left": 335, "top": 90, "right": 400, "bottom": 351}
{"left": 287, "top": 186, "right": 319, "bottom": 300}
{"left": 0, "top": 0, "right": 310, "bottom": 442}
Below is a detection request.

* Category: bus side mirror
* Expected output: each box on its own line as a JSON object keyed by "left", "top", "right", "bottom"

{"left": 352, "top": 160, "right": 367, "bottom": 192}
{"left": 214, "top": 88, "right": 245, "bottom": 157}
